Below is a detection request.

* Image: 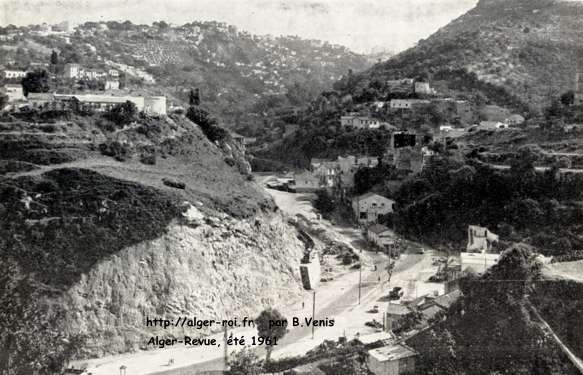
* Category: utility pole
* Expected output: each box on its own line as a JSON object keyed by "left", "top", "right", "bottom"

{"left": 223, "top": 324, "right": 228, "bottom": 370}
{"left": 312, "top": 291, "right": 316, "bottom": 339}
{"left": 358, "top": 262, "right": 362, "bottom": 305}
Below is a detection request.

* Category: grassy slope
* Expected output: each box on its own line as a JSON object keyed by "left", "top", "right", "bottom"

{"left": 334, "top": 0, "right": 583, "bottom": 111}
{"left": 0, "top": 112, "right": 272, "bottom": 290}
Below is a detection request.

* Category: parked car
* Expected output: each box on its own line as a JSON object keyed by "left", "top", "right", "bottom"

{"left": 389, "top": 287, "right": 404, "bottom": 300}
{"left": 367, "top": 305, "right": 379, "bottom": 313}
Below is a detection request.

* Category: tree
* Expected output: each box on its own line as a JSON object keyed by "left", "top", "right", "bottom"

{"left": 227, "top": 348, "right": 262, "bottom": 375}
{"left": 0, "top": 93, "right": 8, "bottom": 109}
{"left": 21, "top": 70, "right": 50, "bottom": 96}
{"left": 0, "top": 259, "right": 83, "bottom": 374}
{"left": 560, "top": 90, "right": 575, "bottom": 106}
{"left": 189, "top": 88, "right": 201, "bottom": 106}
{"left": 106, "top": 100, "right": 138, "bottom": 125}
{"left": 255, "top": 308, "right": 287, "bottom": 362}
{"left": 314, "top": 189, "right": 335, "bottom": 216}
{"left": 50, "top": 50, "right": 58, "bottom": 65}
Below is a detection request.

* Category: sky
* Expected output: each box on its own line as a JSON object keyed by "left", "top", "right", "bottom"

{"left": 0, "top": 0, "right": 479, "bottom": 53}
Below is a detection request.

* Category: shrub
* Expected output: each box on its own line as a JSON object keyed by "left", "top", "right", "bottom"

{"left": 99, "top": 141, "right": 131, "bottom": 162}
{"left": 162, "top": 178, "right": 186, "bottom": 189}
{"left": 139, "top": 146, "right": 157, "bottom": 165}
{"left": 224, "top": 157, "right": 236, "bottom": 167}
{"left": 105, "top": 101, "right": 138, "bottom": 126}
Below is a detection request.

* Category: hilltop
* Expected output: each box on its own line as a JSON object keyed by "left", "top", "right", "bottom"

{"left": 0, "top": 20, "right": 369, "bottom": 127}
{"left": 332, "top": 0, "right": 583, "bottom": 113}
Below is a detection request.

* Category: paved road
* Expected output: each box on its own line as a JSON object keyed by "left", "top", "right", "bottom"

{"left": 73, "top": 179, "right": 438, "bottom": 374}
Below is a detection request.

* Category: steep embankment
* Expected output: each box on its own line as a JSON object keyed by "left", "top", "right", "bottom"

{"left": 0, "top": 111, "right": 306, "bottom": 370}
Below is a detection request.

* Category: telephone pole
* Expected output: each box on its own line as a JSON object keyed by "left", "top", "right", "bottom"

{"left": 311, "top": 291, "right": 316, "bottom": 339}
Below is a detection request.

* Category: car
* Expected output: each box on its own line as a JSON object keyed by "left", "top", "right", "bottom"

{"left": 389, "top": 287, "right": 404, "bottom": 300}
{"left": 367, "top": 305, "right": 379, "bottom": 314}
{"left": 417, "top": 248, "right": 425, "bottom": 254}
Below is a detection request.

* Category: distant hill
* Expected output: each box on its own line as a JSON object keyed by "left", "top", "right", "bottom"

{"left": 0, "top": 20, "right": 370, "bottom": 127}
{"left": 331, "top": 0, "right": 583, "bottom": 114}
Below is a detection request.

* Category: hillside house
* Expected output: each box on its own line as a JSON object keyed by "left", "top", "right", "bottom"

{"left": 104, "top": 79, "right": 120, "bottom": 90}
{"left": 2, "top": 70, "right": 27, "bottom": 80}
{"left": 340, "top": 114, "right": 381, "bottom": 129}
{"left": 367, "top": 344, "right": 418, "bottom": 375}
{"left": 389, "top": 99, "right": 431, "bottom": 110}
{"left": 293, "top": 171, "right": 321, "bottom": 193}
{"left": 384, "top": 303, "right": 413, "bottom": 332}
{"left": 1, "top": 84, "right": 25, "bottom": 102}
{"left": 367, "top": 224, "right": 395, "bottom": 250}
{"left": 414, "top": 82, "right": 435, "bottom": 95}
{"left": 467, "top": 225, "right": 498, "bottom": 253}
{"left": 505, "top": 114, "right": 525, "bottom": 126}
{"left": 26, "top": 93, "right": 167, "bottom": 115}
{"left": 391, "top": 146, "right": 433, "bottom": 174}
{"left": 310, "top": 159, "right": 339, "bottom": 188}
{"left": 352, "top": 193, "right": 395, "bottom": 224}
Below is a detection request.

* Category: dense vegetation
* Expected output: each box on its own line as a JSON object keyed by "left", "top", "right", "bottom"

{"left": 409, "top": 245, "right": 579, "bottom": 374}
{"left": 532, "top": 279, "right": 583, "bottom": 360}
{"left": 392, "top": 149, "right": 583, "bottom": 254}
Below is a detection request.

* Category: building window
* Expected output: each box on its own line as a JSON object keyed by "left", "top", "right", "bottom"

{"left": 360, "top": 212, "right": 367, "bottom": 220}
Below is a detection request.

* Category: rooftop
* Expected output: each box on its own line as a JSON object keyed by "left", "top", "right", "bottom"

{"left": 386, "top": 303, "right": 411, "bottom": 316}
{"left": 368, "top": 344, "right": 418, "bottom": 363}
{"left": 356, "top": 192, "right": 394, "bottom": 202}
{"left": 368, "top": 224, "right": 391, "bottom": 234}
{"left": 434, "top": 289, "right": 462, "bottom": 310}
{"left": 356, "top": 331, "right": 395, "bottom": 345}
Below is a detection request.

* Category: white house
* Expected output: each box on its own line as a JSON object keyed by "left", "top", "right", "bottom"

{"left": 352, "top": 193, "right": 395, "bottom": 224}
{"left": 367, "top": 224, "right": 395, "bottom": 249}
{"left": 414, "top": 82, "right": 435, "bottom": 96}
{"left": 1, "top": 84, "right": 25, "bottom": 102}
{"left": 467, "top": 225, "right": 498, "bottom": 253}
{"left": 461, "top": 252, "right": 501, "bottom": 274}
{"left": 389, "top": 99, "right": 431, "bottom": 110}
{"left": 2, "top": 70, "right": 27, "bottom": 79}
{"left": 340, "top": 115, "right": 381, "bottom": 129}
{"left": 367, "top": 344, "right": 418, "bottom": 375}
{"left": 293, "top": 171, "right": 321, "bottom": 193}
{"left": 104, "top": 79, "right": 120, "bottom": 90}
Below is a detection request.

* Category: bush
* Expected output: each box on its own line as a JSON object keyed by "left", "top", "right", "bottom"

{"left": 99, "top": 141, "right": 131, "bottom": 161}
{"left": 224, "top": 157, "right": 236, "bottom": 167}
{"left": 162, "top": 178, "right": 186, "bottom": 189}
{"left": 186, "top": 106, "right": 228, "bottom": 143}
{"left": 105, "top": 101, "right": 138, "bottom": 126}
{"left": 139, "top": 146, "right": 157, "bottom": 165}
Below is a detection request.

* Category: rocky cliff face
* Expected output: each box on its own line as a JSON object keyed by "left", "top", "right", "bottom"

{"left": 59, "top": 211, "right": 304, "bottom": 357}
{"left": 0, "top": 112, "right": 305, "bottom": 369}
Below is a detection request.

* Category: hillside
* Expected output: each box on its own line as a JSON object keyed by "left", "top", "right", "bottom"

{"left": 408, "top": 245, "right": 580, "bottom": 374}
{"left": 332, "top": 0, "right": 583, "bottom": 113}
{"left": 0, "top": 21, "right": 369, "bottom": 128}
{"left": 0, "top": 109, "right": 306, "bottom": 372}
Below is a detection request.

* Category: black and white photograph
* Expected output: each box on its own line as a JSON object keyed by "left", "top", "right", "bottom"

{"left": 1, "top": 0, "right": 583, "bottom": 374}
